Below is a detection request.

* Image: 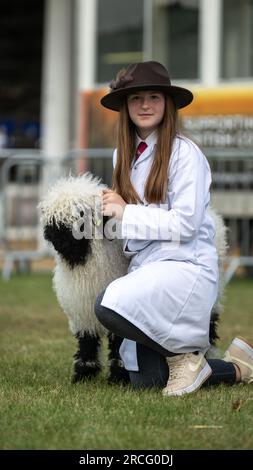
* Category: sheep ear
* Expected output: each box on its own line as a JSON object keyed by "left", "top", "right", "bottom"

{"left": 92, "top": 196, "right": 112, "bottom": 239}
{"left": 93, "top": 211, "right": 103, "bottom": 228}
{"left": 91, "top": 196, "right": 103, "bottom": 238}
{"left": 92, "top": 195, "right": 102, "bottom": 227}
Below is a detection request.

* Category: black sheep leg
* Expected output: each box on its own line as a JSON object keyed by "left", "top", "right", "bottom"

{"left": 209, "top": 310, "right": 220, "bottom": 346}
{"left": 72, "top": 332, "right": 102, "bottom": 383}
{"left": 107, "top": 333, "right": 130, "bottom": 385}
{"left": 205, "top": 308, "right": 221, "bottom": 359}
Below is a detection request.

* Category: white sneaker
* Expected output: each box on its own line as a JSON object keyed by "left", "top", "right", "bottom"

{"left": 223, "top": 337, "right": 253, "bottom": 384}
{"left": 162, "top": 352, "right": 212, "bottom": 397}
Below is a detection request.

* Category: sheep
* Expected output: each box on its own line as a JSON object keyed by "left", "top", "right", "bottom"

{"left": 39, "top": 173, "right": 130, "bottom": 384}
{"left": 39, "top": 172, "right": 227, "bottom": 384}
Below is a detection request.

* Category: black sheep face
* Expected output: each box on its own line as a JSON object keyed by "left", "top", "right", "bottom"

{"left": 43, "top": 209, "right": 110, "bottom": 268}
{"left": 44, "top": 218, "right": 92, "bottom": 268}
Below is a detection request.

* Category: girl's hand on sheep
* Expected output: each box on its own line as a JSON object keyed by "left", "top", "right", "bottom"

{"left": 102, "top": 189, "right": 127, "bottom": 220}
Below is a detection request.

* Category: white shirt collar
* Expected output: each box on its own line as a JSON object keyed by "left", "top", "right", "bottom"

{"left": 136, "top": 130, "right": 158, "bottom": 148}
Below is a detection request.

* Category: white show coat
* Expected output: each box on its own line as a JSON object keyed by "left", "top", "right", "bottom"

{"left": 101, "top": 132, "right": 219, "bottom": 371}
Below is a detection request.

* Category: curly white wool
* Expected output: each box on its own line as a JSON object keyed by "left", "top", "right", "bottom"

{"left": 39, "top": 173, "right": 104, "bottom": 228}
{"left": 53, "top": 238, "right": 128, "bottom": 335}
{"left": 209, "top": 208, "right": 228, "bottom": 315}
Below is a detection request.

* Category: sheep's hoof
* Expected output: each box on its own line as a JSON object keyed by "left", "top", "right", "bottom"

{"left": 108, "top": 359, "right": 130, "bottom": 385}
{"left": 71, "top": 358, "right": 101, "bottom": 383}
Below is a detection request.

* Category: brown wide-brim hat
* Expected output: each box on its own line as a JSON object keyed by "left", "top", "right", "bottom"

{"left": 100, "top": 61, "right": 193, "bottom": 112}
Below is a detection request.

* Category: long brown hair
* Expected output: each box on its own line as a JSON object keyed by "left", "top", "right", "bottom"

{"left": 112, "top": 95, "right": 178, "bottom": 204}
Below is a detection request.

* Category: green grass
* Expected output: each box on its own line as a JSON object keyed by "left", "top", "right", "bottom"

{"left": 0, "top": 274, "right": 253, "bottom": 450}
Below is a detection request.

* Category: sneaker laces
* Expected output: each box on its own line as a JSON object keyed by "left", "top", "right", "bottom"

{"left": 168, "top": 359, "right": 186, "bottom": 382}
{"left": 168, "top": 354, "right": 196, "bottom": 382}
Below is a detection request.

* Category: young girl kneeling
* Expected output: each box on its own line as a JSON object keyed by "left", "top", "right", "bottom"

{"left": 95, "top": 61, "right": 253, "bottom": 396}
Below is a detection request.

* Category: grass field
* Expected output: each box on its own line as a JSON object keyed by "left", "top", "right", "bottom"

{"left": 0, "top": 274, "right": 253, "bottom": 450}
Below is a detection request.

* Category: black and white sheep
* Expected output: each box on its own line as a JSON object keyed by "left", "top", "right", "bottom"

{"left": 39, "top": 173, "right": 227, "bottom": 384}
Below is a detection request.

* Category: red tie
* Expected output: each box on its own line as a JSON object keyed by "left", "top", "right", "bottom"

{"left": 135, "top": 141, "right": 147, "bottom": 160}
